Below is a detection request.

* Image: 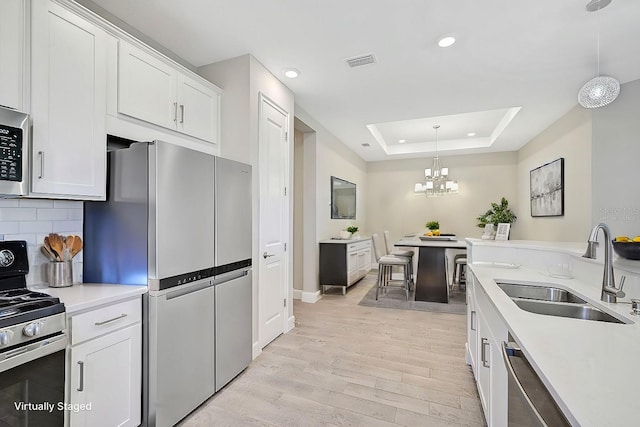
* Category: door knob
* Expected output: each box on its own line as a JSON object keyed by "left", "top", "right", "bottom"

{"left": 263, "top": 252, "right": 275, "bottom": 259}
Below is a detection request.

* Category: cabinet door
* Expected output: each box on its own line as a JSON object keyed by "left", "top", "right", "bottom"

{"left": 118, "top": 41, "right": 178, "bottom": 130}
{"left": 476, "top": 307, "right": 491, "bottom": 419}
{"left": 69, "top": 323, "right": 142, "bottom": 427}
{"left": 177, "top": 73, "right": 219, "bottom": 143}
{"left": 0, "top": 0, "right": 26, "bottom": 111}
{"left": 467, "top": 274, "right": 478, "bottom": 378}
{"left": 31, "top": 0, "right": 106, "bottom": 198}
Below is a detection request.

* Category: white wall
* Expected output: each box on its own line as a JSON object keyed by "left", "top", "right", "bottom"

{"left": 293, "top": 129, "right": 304, "bottom": 292}
{"left": 516, "top": 105, "right": 592, "bottom": 241}
{"left": 365, "top": 152, "right": 518, "bottom": 244}
{"left": 591, "top": 79, "right": 640, "bottom": 237}
{"left": 294, "top": 106, "right": 367, "bottom": 296}
{"left": 0, "top": 199, "right": 83, "bottom": 286}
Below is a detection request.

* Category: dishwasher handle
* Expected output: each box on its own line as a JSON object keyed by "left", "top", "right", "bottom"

{"left": 501, "top": 341, "right": 549, "bottom": 427}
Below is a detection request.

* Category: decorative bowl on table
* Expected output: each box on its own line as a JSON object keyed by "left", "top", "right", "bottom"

{"left": 612, "top": 240, "right": 640, "bottom": 260}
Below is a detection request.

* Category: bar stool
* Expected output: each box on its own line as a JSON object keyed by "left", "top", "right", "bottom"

{"left": 383, "top": 231, "right": 414, "bottom": 288}
{"left": 453, "top": 254, "right": 467, "bottom": 290}
{"left": 372, "top": 234, "right": 411, "bottom": 300}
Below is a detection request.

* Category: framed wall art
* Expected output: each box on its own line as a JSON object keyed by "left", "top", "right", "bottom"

{"left": 530, "top": 158, "right": 564, "bottom": 217}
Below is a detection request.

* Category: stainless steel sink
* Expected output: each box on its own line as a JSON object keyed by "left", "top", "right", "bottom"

{"left": 512, "top": 299, "right": 629, "bottom": 324}
{"left": 496, "top": 282, "right": 586, "bottom": 304}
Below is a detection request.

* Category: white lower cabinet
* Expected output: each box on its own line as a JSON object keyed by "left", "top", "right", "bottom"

{"left": 468, "top": 273, "right": 508, "bottom": 426}
{"left": 67, "top": 297, "right": 142, "bottom": 427}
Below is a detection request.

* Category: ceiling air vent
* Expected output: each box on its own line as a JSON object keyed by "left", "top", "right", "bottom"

{"left": 346, "top": 54, "right": 376, "bottom": 68}
{"left": 361, "top": 143, "right": 371, "bottom": 147}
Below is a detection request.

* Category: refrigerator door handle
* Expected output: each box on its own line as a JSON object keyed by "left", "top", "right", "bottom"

{"left": 213, "top": 268, "right": 250, "bottom": 285}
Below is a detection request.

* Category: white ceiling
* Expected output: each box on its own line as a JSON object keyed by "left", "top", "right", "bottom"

{"left": 88, "top": 0, "right": 640, "bottom": 161}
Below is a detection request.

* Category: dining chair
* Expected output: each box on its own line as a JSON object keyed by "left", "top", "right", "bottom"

{"left": 383, "top": 230, "right": 414, "bottom": 287}
{"left": 371, "top": 233, "right": 411, "bottom": 300}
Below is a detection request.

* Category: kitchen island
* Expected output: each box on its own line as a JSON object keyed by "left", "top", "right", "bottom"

{"left": 466, "top": 238, "right": 640, "bottom": 426}
{"left": 395, "top": 237, "right": 467, "bottom": 302}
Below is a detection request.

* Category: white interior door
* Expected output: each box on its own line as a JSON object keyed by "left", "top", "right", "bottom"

{"left": 258, "top": 95, "right": 289, "bottom": 348}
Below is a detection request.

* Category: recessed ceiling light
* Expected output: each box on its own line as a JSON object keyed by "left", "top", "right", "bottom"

{"left": 437, "top": 35, "right": 456, "bottom": 48}
{"left": 398, "top": 139, "right": 406, "bottom": 143}
{"left": 467, "top": 132, "right": 476, "bottom": 137}
{"left": 284, "top": 69, "right": 299, "bottom": 78}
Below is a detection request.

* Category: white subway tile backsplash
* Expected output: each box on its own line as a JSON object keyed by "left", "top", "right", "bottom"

{"left": 0, "top": 200, "right": 20, "bottom": 207}
{"left": 37, "top": 208, "right": 69, "bottom": 221}
{"left": 68, "top": 209, "right": 83, "bottom": 220}
{"left": 19, "top": 221, "right": 53, "bottom": 234}
{"left": 53, "top": 220, "right": 83, "bottom": 233}
{"left": 1, "top": 199, "right": 85, "bottom": 286}
{"left": 19, "top": 199, "right": 54, "bottom": 208}
{"left": 0, "top": 208, "right": 37, "bottom": 221}
{"left": 53, "top": 200, "right": 83, "bottom": 208}
{"left": 0, "top": 221, "right": 20, "bottom": 234}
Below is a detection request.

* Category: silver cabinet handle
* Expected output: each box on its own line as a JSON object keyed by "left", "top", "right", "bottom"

{"left": 173, "top": 102, "right": 178, "bottom": 122}
{"left": 470, "top": 310, "right": 476, "bottom": 331}
{"left": 263, "top": 252, "right": 275, "bottom": 259}
{"left": 38, "top": 151, "right": 44, "bottom": 179}
{"left": 77, "top": 361, "right": 84, "bottom": 391}
{"left": 481, "top": 338, "right": 490, "bottom": 368}
{"left": 94, "top": 313, "right": 127, "bottom": 326}
{"left": 180, "top": 104, "right": 185, "bottom": 123}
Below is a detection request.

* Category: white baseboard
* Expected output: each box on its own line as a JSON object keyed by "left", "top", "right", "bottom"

{"left": 292, "top": 289, "right": 303, "bottom": 300}
{"left": 287, "top": 315, "right": 296, "bottom": 332}
{"left": 252, "top": 341, "right": 262, "bottom": 360}
{"left": 301, "top": 290, "right": 322, "bottom": 303}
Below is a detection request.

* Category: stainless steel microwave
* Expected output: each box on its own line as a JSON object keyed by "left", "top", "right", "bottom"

{"left": 0, "top": 105, "right": 29, "bottom": 196}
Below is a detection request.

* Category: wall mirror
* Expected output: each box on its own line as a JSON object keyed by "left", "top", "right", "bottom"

{"left": 330, "top": 176, "right": 356, "bottom": 219}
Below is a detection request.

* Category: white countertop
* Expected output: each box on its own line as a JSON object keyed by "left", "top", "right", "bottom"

{"left": 319, "top": 237, "right": 371, "bottom": 244}
{"left": 469, "top": 262, "right": 640, "bottom": 427}
{"left": 32, "top": 283, "right": 147, "bottom": 314}
{"left": 396, "top": 236, "right": 467, "bottom": 249}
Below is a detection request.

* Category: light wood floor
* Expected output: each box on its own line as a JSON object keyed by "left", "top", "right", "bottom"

{"left": 181, "top": 275, "right": 486, "bottom": 426}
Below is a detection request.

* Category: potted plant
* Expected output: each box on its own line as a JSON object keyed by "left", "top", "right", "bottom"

{"left": 476, "top": 197, "right": 517, "bottom": 239}
{"left": 340, "top": 226, "right": 359, "bottom": 239}
{"left": 425, "top": 220, "right": 440, "bottom": 236}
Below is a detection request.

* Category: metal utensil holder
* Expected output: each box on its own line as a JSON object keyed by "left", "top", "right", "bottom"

{"left": 48, "top": 261, "right": 73, "bottom": 288}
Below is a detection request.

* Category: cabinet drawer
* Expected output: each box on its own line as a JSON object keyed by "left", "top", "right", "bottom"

{"left": 70, "top": 298, "right": 141, "bottom": 345}
{"left": 347, "top": 240, "right": 371, "bottom": 253}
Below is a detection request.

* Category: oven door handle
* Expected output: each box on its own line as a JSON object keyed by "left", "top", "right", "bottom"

{"left": 0, "top": 334, "right": 68, "bottom": 374}
{"left": 501, "top": 341, "right": 549, "bottom": 427}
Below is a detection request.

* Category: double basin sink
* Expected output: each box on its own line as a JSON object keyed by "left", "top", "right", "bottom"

{"left": 496, "top": 281, "right": 630, "bottom": 324}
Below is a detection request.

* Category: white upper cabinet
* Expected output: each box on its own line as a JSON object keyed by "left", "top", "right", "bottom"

{"left": 0, "top": 0, "right": 27, "bottom": 111}
{"left": 118, "top": 40, "right": 220, "bottom": 144}
{"left": 177, "top": 73, "right": 220, "bottom": 142}
{"left": 30, "top": 0, "right": 107, "bottom": 199}
{"left": 118, "top": 41, "right": 178, "bottom": 130}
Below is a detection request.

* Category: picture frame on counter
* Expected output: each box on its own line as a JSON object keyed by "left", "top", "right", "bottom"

{"left": 495, "top": 223, "right": 511, "bottom": 240}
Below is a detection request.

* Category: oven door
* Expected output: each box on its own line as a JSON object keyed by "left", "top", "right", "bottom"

{"left": 0, "top": 334, "right": 68, "bottom": 427}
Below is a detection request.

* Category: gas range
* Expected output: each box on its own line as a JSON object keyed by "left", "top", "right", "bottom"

{"left": 0, "top": 241, "right": 66, "bottom": 353}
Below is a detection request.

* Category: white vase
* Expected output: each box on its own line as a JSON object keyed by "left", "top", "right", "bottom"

{"left": 481, "top": 224, "right": 496, "bottom": 240}
{"left": 340, "top": 230, "right": 352, "bottom": 239}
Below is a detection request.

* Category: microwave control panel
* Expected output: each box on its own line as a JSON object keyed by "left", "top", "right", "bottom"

{"left": 0, "top": 124, "right": 22, "bottom": 182}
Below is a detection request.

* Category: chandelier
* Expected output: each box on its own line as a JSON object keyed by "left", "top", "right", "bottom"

{"left": 423, "top": 125, "right": 458, "bottom": 197}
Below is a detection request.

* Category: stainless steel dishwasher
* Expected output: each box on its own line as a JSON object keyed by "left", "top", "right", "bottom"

{"left": 213, "top": 268, "right": 252, "bottom": 392}
{"left": 501, "top": 336, "right": 571, "bottom": 426}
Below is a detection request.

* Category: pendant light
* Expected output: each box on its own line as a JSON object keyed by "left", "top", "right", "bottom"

{"left": 423, "top": 125, "right": 458, "bottom": 197}
{"left": 578, "top": 0, "right": 620, "bottom": 109}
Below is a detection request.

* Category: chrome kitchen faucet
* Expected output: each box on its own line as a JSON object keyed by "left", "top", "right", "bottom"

{"left": 582, "top": 223, "right": 626, "bottom": 303}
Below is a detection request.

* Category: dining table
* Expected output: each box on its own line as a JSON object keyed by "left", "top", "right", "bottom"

{"left": 395, "top": 236, "right": 467, "bottom": 303}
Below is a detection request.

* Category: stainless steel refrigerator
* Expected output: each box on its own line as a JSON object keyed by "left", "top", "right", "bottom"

{"left": 84, "top": 141, "right": 252, "bottom": 426}
{"left": 84, "top": 140, "right": 215, "bottom": 427}
{"left": 212, "top": 156, "right": 252, "bottom": 392}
